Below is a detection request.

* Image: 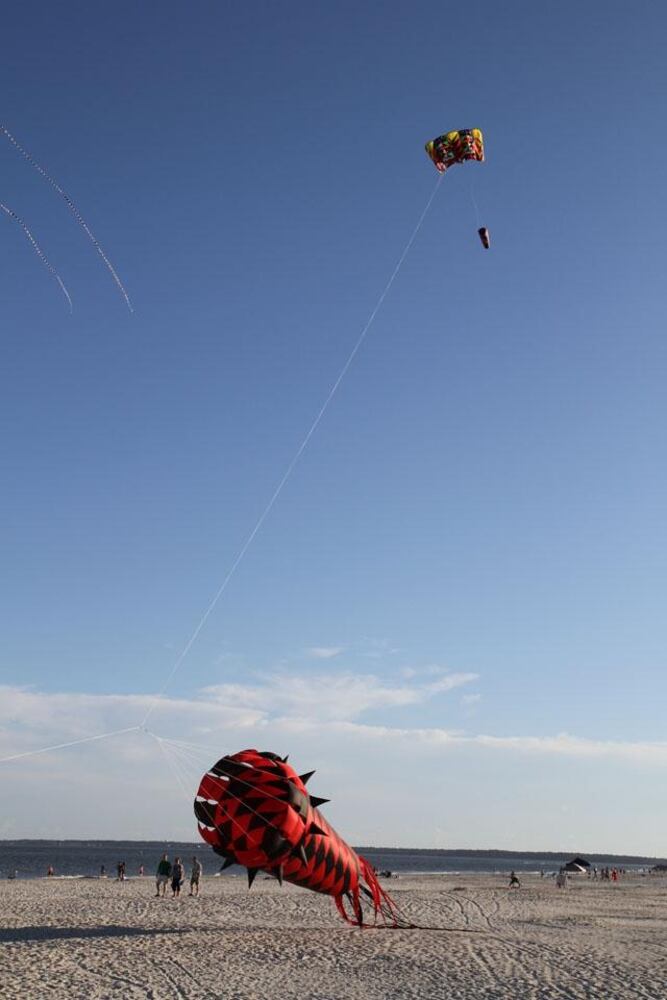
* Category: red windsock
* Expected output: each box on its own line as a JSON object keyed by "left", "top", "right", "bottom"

{"left": 194, "top": 749, "right": 401, "bottom": 926}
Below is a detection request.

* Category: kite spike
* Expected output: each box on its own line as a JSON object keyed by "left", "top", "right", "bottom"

{"left": 309, "top": 796, "right": 330, "bottom": 809}
{"left": 293, "top": 843, "right": 309, "bottom": 867}
{"left": 247, "top": 868, "right": 259, "bottom": 889}
{"left": 219, "top": 857, "right": 235, "bottom": 871}
{"left": 299, "top": 770, "right": 315, "bottom": 785}
{"left": 281, "top": 754, "right": 289, "bottom": 763}
{"left": 309, "top": 822, "right": 328, "bottom": 837}
{"left": 276, "top": 865, "right": 284, "bottom": 887}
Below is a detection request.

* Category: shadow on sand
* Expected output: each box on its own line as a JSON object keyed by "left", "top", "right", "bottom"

{"left": 0, "top": 925, "right": 188, "bottom": 943}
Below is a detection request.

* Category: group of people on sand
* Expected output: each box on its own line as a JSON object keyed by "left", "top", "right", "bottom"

{"left": 43, "top": 857, "right": 202, "bottom": 890}
{"left": 594, "top": 866, "right": 622, "bottom": 882}
{"left": 98, "top": 863, "right": 145, "bottom": 880}
{"left": 155, "top": 853, "right": 202, "bottom": 898}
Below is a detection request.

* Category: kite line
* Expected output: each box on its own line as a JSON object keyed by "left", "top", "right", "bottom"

{"left": 0, "top": 725, "right": 141, "bottom": 765}
{"left": 1, "top": 202, "right": 73, "bottom": 311}
{"left": 1, "top": 124, "right": 133, "bottom": 312}
{"left": 140, "top": 173, "right": 444, "bottom": 726}
{"left": 0, "top": 174, "right": 442, "bottom": 790}
{"left": 469, "top": 177, "right": 482, "bottom": 228}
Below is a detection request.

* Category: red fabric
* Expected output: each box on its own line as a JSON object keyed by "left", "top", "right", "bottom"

{"left": 195, "top": 749, "right": 399, "bottom": 926}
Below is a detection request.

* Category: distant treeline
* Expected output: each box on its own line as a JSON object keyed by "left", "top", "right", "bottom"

{"left": 2, "top": 840, "right": 664, "bottom": 867}
{"left": 355, "top": 847, "right": 667, "bottom": 865}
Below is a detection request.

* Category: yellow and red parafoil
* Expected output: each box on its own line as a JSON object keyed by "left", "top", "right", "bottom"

{"left": 425, "top": 128, "right": 484, "bottom": 174}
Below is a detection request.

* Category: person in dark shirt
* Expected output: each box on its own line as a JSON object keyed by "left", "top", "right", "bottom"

{"left": 155, "top": 854, "right": 171, "bottom": 897}
{"left": 171, "top": 857, "right": 185, "bottom": 898}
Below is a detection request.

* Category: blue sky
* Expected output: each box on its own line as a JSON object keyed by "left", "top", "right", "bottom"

{"left": 1, "top": 1, "right": 666, "bottom": 851}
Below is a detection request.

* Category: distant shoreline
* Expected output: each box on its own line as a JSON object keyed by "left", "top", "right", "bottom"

{"left": 2, "top": 839, "right": 665, "bottom": 866}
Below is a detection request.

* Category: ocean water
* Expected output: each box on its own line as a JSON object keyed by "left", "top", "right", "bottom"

{"left": 1, "top": 841, "right": 662, "bottom": 880}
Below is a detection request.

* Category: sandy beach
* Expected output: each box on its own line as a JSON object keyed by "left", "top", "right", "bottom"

{"left": 1, "top": 872, "right": 665, "bottom": 999}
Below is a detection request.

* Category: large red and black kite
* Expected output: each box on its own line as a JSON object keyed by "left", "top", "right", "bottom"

{"left": 195, "top": 749, "right": 404, "bottom": 926}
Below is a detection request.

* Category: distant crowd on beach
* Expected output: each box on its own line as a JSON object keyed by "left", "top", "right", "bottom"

{"left": 106, "top": 853, "right": 203, "bottom": 897}
{"left": 592, "top": 867, "right": 623, "bottom": 881}
{"left": 26, "top": 856, "right": 664, "bottom": 885}
{"left": 42, "top": 854, "right": 203, "bottom": 896}
{"left": 552, "top": 866, "right": 625, "bottom": 888}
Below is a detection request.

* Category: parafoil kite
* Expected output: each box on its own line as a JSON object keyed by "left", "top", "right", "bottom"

{"left": 425, "top": 128, "right": 484, "bottom": 174}
{"left": 195, "top": 749, "right": 406, "bottom": 927}
{"left": 425, "top": 128, "right": 489, "bottom": 249}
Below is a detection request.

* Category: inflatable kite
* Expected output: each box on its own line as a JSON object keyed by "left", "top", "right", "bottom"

{"left": 194, "top": 749, "right": 406, "bottom": 927}
{"left": 425, "top": 127, "right": 484, "bottom": 174}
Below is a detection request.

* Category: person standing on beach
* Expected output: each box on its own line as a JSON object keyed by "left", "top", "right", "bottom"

{"left": 156, "top": 854, "right": 171, "bottom": 897}
{"left": 117, "top": 861, "right": 126, "bottom": 881}
{"left": 171, "top": 857, "right": 185, "bottom": 898}
{"left": 189, "top": 857, "right": 202, "bottom": 896}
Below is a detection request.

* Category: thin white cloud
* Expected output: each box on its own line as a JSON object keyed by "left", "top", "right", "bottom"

{"left": 282, "top": 719, "right": 667, "bottom": 764}
{"left": 0, "top": 684, "right": 263, "bottom": 750}
{"left": 461, "top": 693, "right": 481, "bottom": 705}
{"left": 470, "top": 732, "right": 667, "bottom": 762}
{"left": 305, "top": 646, "right": 343, "bottom": 660}
{"left": 2, "top": 678, "right": 665, "bottom": 767}
{"left": 2, "top": 681, "right": 666, "bottom": 844}
{"left": 360, "top": 637, "right": 401, "bottom": 659}
{"left": 202, "top": 668, "right": 477, "bottom": 722}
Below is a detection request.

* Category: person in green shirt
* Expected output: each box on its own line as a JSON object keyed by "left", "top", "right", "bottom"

{"left": 155, "top": 854, "right": 171, "bottom": 897}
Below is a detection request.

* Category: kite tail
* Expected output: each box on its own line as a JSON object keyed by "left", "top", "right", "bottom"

{"left": 1, "top": 124, "right": 133, "bottom": 312}
{"left": 335, "top": 887, "right": 364, "bottom": 927}
{"left": 334, "top": 858, "right": 405, "bottom": 927}
{"left": 358, "top": 855, "right": 406, "bottom": 926}
{"left": 0, "top": 202, "right": 73, "bottom": 311}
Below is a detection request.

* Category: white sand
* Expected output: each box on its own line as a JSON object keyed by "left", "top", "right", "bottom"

{"left": 1, "top": 873, "right": 666, "bottom": 998}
